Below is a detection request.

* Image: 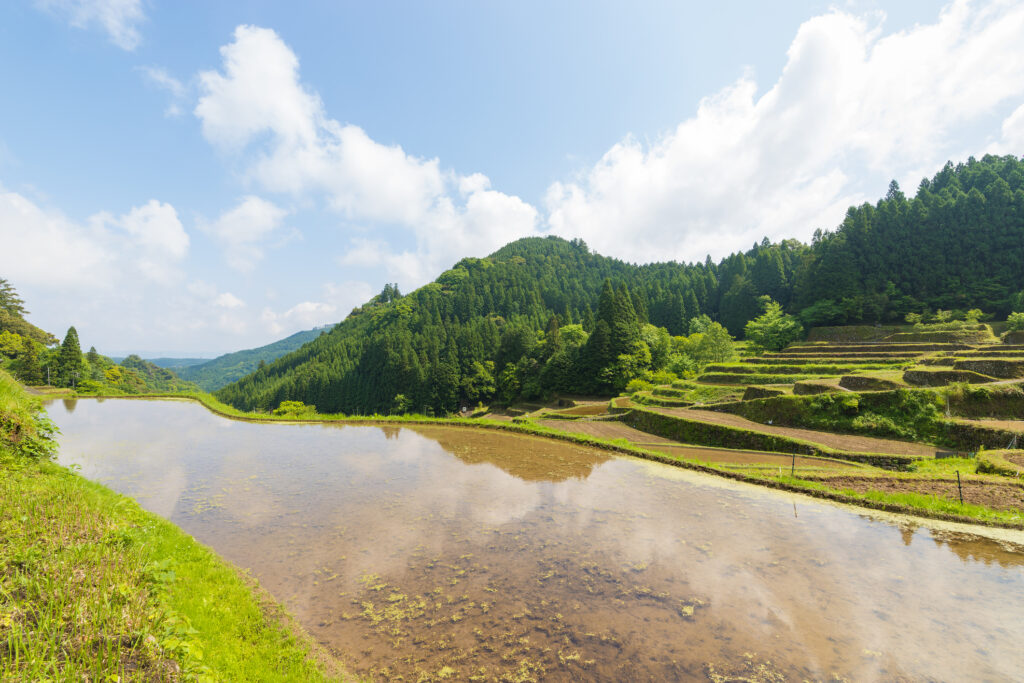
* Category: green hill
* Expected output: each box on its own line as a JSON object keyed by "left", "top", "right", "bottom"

{"left": 144, "top": 357, "right": 212, "bottom": 369}
{"left": 215, "top": 154, "right": 1024, "bottom": 416}
{"left": 174, "top": 327, "right": 328, "bottom": 391}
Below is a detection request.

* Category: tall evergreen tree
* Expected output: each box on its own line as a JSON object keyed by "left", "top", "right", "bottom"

{"left": 18, "top": 342, "right": 43, "bottom": 385}
{"left": 57, "top": 326, "right": 85, "bottom": 387}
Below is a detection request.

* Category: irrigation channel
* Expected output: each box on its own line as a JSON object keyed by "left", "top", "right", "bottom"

{"left": 50, "top": 398, "right": 1024, "bottom": 681}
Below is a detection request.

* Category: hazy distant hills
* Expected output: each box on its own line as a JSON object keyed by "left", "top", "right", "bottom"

{"left": 164, "top": 327, "right": 329, "bottom": 391}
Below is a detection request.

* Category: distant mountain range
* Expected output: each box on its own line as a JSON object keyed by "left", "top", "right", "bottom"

{"left": 155, "top": 327, "right": 330, "bottom": 391}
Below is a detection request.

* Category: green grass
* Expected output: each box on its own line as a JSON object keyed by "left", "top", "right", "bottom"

{"left": 0, "top": 371, "right": 347, "bottom": 682}
{"left": 1, "top": 464, "right": 345, "bottom": 682}
{"left": 706, "top": 363, "right": 897, "bottom": 375}
{"left": 697, "top": 372, "right": 810, "bottom": 385}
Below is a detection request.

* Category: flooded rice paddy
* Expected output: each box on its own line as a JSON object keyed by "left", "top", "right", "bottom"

{"left": 51, "top": 398, "right": 1024, "bottom": 681}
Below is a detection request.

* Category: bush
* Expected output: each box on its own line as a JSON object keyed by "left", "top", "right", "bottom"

{"left": 1007, "top": 312, "right": 1024, "bottom": 332}
{"left": 744, "top": 297, "right": 804, "bottom": 352}
{"left": 625, "top": 378, "right": 654, "bottom": 393}
{"left": 272, "top": 400, "right": 318, "bottom": 418}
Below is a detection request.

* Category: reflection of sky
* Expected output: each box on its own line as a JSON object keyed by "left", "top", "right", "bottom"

{"left": 51, "top": 398, "right": 1024, "bottom": 680}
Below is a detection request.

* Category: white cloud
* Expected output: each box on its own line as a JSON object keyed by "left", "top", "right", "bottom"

{"left": 195, "top": 25, "right": 539, "bottom": 290}
{"left": 214, "top": 292, "right": 245, "bottom": 309}
{"left": 0, "top": 187, "right": 112, "bottom": 288}
{"left": 260, "top": 281, "right": 374, "bottom": 336}
{"left": 110, "top": 200, "right": 189, "bottom": 259}
{"left": 545, "top": 0, "right": 1024, "bottom": 264}
{"left": 36, "top": 0, "right": 145, "bottom": 50}
{"left": 89, "top": 200, "right": 189, "bottom": 283}
{"left": 997, "top": 103, "right": 1024, "bottom": 152}
{"left": 202, "top": 196, "right": 289, "bottom": 272}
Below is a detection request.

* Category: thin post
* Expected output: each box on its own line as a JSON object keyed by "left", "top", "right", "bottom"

{"left": 791, "top": 452, "right": 795, "bottom": 478}
{"left": 956, "top": 470, "right": 963, "bottom": 505}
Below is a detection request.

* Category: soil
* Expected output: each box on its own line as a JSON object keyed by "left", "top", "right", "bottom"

{"left": 953, "top": 418, "right": 1024, "bottom": 433}
{"left": 535, "top": 419, "right": 678, "bottom": 444}
{"left": 808, "top": 476, "right": 1024, "bottom": 513}
{"left": 535, "top": 420, "right": 855, "bottom": 469}
{"left": 646, "top": 407, "right": 947, "bottom": 457}
{"left": 1007, "top": 452, "right": 1024, "bottom": 468}
{"left": 553, "top": 404, "right": 610, "bottom": 416}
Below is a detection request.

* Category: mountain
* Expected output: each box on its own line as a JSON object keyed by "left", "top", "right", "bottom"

{"left": 215, "top": 154, "right": 1024, "bottom": 416}
{"left": 173, "top": 327, "right": 329, "bottom": 391}
{"left": 141, "top": 358, "right": 212, "bottom": 369}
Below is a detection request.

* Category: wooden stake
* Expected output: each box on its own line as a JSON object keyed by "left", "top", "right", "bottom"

{"left": 956, "top": 470, "right": 963, "bottom": 505}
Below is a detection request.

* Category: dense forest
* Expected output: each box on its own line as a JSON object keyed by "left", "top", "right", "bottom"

{"left": 216, "top": 155, "right": 1024, "bottom": 415}
{"left": 0, "top": 282, "right": 194, "bottom": 394}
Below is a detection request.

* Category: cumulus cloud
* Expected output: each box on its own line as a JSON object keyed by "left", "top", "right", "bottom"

{"left": 260, "top": 280, "right": 374, "bottom": 336}
{"left": 89, "top": 200, "right": 189, "bottom": 283}
{"left": 0, "top": 187, "right": 112, "bottom": 288}
{"left": 35, "top": 0, "right": 145, "bottom": 50}
{"left": 195, "top": 25, "right": 539, "bottom": 289}
{"left": 202, "top": 196, "right": 290, "bottom": 272}
{"left": 545, "top": 0, "right": 1024, "bottom": 264}
{"left": 214, "top": 292, "right": 245, "bottom": 309}
{"left": 997, "top": 103, "right": 1024, "bottom": 152}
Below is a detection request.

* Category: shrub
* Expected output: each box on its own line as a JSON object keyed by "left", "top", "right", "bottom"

{"left": 625, "top": 378, "right": 654, "bottom": 393}
{"left": 744, "top": 297, "right": 804, "bottom": 352}
{"left": 272, "top": 400, "right": 317, "bottom": 418}
{"left": 1007, "top": 312, "right": 1024, "bottom": 332}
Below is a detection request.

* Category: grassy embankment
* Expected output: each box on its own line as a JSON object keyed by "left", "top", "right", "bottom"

{"left": 67, "top": 387, "right": 1024, "bottom": 530}
{"left": 0, "top": 371, "right": 347, "bottom": 681}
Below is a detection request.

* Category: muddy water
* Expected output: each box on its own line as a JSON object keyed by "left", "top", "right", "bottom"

{"left": 50, "top": 398, "right": 1024, "bottom": 682}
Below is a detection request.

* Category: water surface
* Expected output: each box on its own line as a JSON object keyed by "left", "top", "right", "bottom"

{"left": 51, "top": 398, "right": 1024, "bottom": 681}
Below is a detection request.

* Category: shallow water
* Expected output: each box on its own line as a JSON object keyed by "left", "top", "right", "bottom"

{"left": 51, "top": 398, "right": 1024, "bottom": 681}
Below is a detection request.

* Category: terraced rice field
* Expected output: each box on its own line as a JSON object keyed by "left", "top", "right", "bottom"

{"left": 642, "top": 407, "right": 947, "bottom": 457}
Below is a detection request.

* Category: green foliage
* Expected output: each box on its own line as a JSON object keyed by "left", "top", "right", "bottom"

{"left": 721, "top": 389, "right": 946, "bottom": 443}
{"left": 0, "top": 369, "right": 58, "bottom": 463}
{"left": 744, "top": 296, "right": 804, "bottom": 352}
{"left": 272, "top": 400, "right": 318, "bottom": 418}
{"left": 0, "top": 330, "right": 25, "bottom": 358}
{"left": 1007, "top": 311, "right": 1024, "bottom": 332}
{"left": 0, "top": 278, "right": 56, "bottom": 345}
{"left": 625, "top": 378, "right": 654, "bottom": 393}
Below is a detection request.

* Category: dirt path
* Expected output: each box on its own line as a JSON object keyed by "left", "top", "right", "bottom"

{"left": 534, "top": 420, "right": 855, "bottom": 469}
{"left": 643, "top": 407, "right": 947, "bottom": 457}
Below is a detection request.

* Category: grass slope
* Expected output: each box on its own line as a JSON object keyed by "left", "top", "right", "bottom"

{"left": 0, "top": 370, "right": 345, "bottom": 681}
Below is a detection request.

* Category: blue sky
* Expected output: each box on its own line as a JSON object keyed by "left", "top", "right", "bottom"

{"left": 1, "top": 0, "right": 1022, "bottom": 356}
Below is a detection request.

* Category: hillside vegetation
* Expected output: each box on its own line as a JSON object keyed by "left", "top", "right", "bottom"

{"left": 0, "top": 281, "right": 194, "bottom": 395}
{"left": 217, "top": 155, "right": 1024, "bottom": 416}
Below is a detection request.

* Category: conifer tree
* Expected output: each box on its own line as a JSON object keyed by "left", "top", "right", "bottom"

{"left": 18, "top": 342, "right": 43, "bottom": 385}
{"left": 57, "top": 326, "right": 85, "bottom": 387}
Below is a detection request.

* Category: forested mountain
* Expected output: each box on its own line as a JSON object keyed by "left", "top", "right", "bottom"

{"left": 170, "top": 327, "right": 328, "bottom": 391}
{"left": 216, "top": 154, "right": 1024, "bottom": 416}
